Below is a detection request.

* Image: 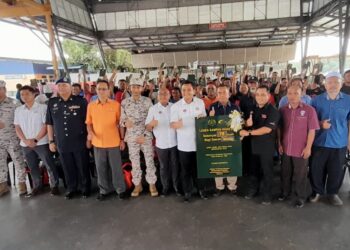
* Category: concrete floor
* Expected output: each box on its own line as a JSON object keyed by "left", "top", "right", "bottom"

{"left": 1, "top": 174, "right": 350, "bottom": 250}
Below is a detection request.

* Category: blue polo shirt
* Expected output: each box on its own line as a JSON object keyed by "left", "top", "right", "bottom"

{"left": 312, "top": 92, "right": 350, "bottom": 148}
{"left": 278, "top": 94, "right": 312, "bottom": 108}
{"left": 209, "top": 101, "right": 240, "bottom": 116}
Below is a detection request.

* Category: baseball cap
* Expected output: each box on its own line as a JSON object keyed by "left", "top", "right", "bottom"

{"left": 130, "top": 77, "right": 143, "bottom": 86}
{"left": 55, "top": 77, "right": 71, "bottom": 85}
{"left": 326, "top": 71, "right": 342, "bottom": 80}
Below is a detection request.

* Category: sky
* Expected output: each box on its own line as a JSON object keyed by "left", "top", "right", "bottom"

{"left": 0, "top": 21, "right": 349, "bottom": 62}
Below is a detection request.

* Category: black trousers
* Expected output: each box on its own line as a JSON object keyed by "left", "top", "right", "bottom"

{"left": 156, "top": 146, "right": 180, "bottom": 193}
{"left": 59, "top": 149, "right": 91, "bottom": 193}
{"left": 281, "top": 154, "right": 309, "bottom": 200}
{"left": 178, "top": 150, "right": 215, "bottom": 196}
{"left": 247, "top": 152, "right": 274, "bottom": 200}
{"left": 241, "top": 137, "right": 252, "bottom": 176}
{"left": 310, "top": 146, "right": 347, "bottom": 195}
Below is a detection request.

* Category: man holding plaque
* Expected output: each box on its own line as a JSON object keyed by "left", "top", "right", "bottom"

{"left": 209, "top": 85, "right": 240, "bottom": 196}
{"left": 170, "top": 81, "right": 207, "bottom": 202}
{"left": 240, "top": 85, "right": 280, "bottom": 205}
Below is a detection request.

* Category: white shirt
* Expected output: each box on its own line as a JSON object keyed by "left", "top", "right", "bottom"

{"left": 14, "top": 102, "right": 49, "bottom": 147}
{"left": 145, "top": 102, "right": 177, "bottom": 149}
{"left": 170, "top": 97, "right": 206, "bottom": 152}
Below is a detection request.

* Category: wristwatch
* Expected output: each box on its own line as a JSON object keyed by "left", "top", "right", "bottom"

{"left": 49, "top": 140, "right": 55, "bottom": 144}
{"left": 34, "top": 139, "right": 38, "bottom": 143}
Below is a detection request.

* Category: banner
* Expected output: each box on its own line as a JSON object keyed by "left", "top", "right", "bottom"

{"left": 196, "top": 115, "right": 242, "bottom": 178}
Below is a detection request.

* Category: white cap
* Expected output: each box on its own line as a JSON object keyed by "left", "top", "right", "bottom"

{"left": 130, "top": 77, "right": 143, "bottom": 86}
{"left": 0, "top": 80, "right": 6, "bottom": 88}
{"left": 326, "top": 71, "right": 342, "bottom": 80}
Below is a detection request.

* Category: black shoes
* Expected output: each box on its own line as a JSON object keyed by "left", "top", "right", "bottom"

{"left": 118, "top": 192, "right": 128, "bottom": 200}
{"left": 96, "top": 193, "right": 109, "bottom": 201}
{"left": 183, "top": 193, "right": 191, "bottom": 203}
{"left": 199, "top": 190, "right": 208, "bottom": 200}
{"left": 64, "top": 191, "right": 76, "bottom": 200}
{"left": 50, "top": 187, "right": 60, "bottom": 196}
{"left": 96, "top": 192, "right": 128, "bottom": 201}
{"left": 82, "top": 192, "right": 90, "bottom": 199}
{"left": 161, "top": 189, "right": 169, "bottom": 197}
{"left": 25, "top": 187, "right": 42, "bottom": 198}
{"left": 213, "top": 189, "right": 224, "bottom": 197}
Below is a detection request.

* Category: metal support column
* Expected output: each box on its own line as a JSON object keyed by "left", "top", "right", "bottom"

{"left": 83, "top": 0, "right": 107, "bottom": 70}
{"left": 52, "top": 16, "right": 70, "bottom": 79}
{"left": 340, "top": 1, "right": 350, "bottom": 74}
{"left": 44, "top": 13, "right": 59, "bottom": 79}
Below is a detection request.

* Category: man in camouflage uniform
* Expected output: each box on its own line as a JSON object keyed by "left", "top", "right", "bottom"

{"left": 0, "top": 80, "right": 27, "bottom": 197}
{"left": 120, "top": 78, "right": 158, "bottom": 197}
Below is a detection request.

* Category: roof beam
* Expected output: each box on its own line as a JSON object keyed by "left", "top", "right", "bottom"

{"left": 0, "top": 1, "right": 51, "bottom": 18}
{"left": 92, "top": 0, "right": 245, "bottom": 13}
{"left": 100, "top": 17, "right": 304, "bottom": 39}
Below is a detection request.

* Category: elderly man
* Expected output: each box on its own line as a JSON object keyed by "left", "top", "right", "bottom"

{"left": 14, "top": 86, "right": 60, "bottom": 197}
{"left": 46, "top": 77, "right": 91, "bottom": 200}
{"left": 0, "top": 80, "right": 27, "bottom": 197}
{"left": 310, "top": 72, "right": 350, "bottom": 206}
{"left": 278, "top": 85, "right": 319, "bottom": 208}
{"left": 209, "top": 85, "right": 240, "bottom": 196}
{"left": 120, "top": 78, "right": 158, "bottom": 197}
{"left": 146, "top": 88, "right": 180, "bottom": 196}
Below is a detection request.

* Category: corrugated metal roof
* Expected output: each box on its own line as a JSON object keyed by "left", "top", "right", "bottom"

{"left": 0, "top": 58, "right": 53, "bottom": 75}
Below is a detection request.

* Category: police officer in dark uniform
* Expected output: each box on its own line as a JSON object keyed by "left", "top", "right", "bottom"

{"left": 240, "top": 85, "right": 280, "bottom": 205}
{"left": 46, "top": 78, "right": 91, "bottom": 199}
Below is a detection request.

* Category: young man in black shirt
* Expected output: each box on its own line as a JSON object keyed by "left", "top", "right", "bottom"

{"left": 240, "top": 85, "right": 280, "bottom": 205}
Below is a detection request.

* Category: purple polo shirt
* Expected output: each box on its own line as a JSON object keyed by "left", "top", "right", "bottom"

{"left": 280, "top": 103, "right": 319, "bottom": 158}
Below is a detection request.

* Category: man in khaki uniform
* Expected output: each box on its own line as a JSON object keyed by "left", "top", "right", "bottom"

{"left": 120, "top": 78, "right": 158, "bottom": 197}
{"left": 0, "top": 80, "right": 27, "bottom": 197}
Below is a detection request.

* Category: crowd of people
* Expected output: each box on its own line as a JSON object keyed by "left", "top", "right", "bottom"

{"left": 1, "top": 68, "right": 350, "bottom": 208}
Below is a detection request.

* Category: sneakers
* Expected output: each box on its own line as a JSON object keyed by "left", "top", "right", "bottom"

{"left": 131, "top": 184, "right": 143, "bottom": 197}
{"left": 328, "top": 194, "right": 343, "bottom": 206}
{"left": 261, "top": 198, "right": 272, "bottom": 206}
{"left": 0, "top": 182, "right": 9, "bottom": 197}
{"left": 17, "top": 182, "right": 27, "bottom": 196}
{"left": 149, "top": 184, "right": 158, "bottom": 197}
{"left": 278, "top": 194, "right": 288, "bottom": 201}
{"left": 309, "top": 193, "right": 321, "bottom": 203}
{"left": 294, "top": 199, "right": 305, "bottom": 208}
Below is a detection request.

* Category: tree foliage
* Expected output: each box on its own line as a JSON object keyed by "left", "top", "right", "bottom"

{"left": 62, "top": 39, "right": 133, "bottom": 71}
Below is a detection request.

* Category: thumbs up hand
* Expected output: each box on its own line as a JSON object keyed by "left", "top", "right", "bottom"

{"left": 246, "top": 111, "right": 253, "bottom": 127}
{"left": 209, "top": 107, "right": 215, "bottom": 117}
